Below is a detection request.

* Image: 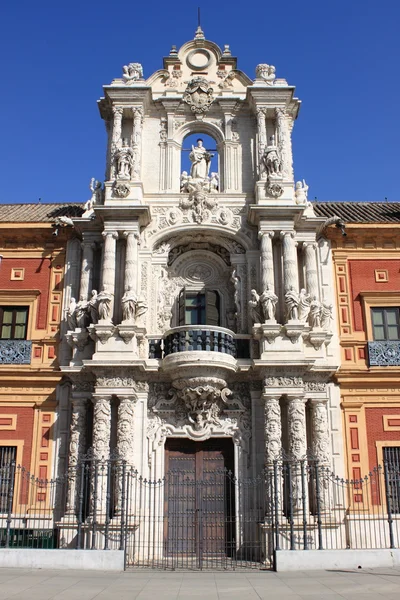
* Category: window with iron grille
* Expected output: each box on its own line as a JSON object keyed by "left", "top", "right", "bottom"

{"left": 0, "top": 307, "right": 29, "bottom": 340}
{"left": 383, "top": 447, "right": 400, "bottom": 514}
{"left": 0, "top": 446, "right": 16, "bottom": 514}
{"left": 371, "top": 308, "right": 400, "bottom": 341}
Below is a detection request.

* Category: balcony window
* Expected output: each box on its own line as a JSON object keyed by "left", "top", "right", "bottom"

{"left": 371, "top": 308, "right": 400, "bottom": 341}
{"left": 179, "top": 290, "right": 220, "bottom": 327}
{"left": 0, "top": 307, "right": 29, "bottom": 340}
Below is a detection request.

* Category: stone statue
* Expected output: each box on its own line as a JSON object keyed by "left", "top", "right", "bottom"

{"left": 66, "top": 298, "right": 77, "bottom": 330}
{"left": 121, "top": 286, "right": 137, "bottom": 322}
{"left": 309, "top": 296, "right": 322, "bottom": 328}
{"left": 97, "top": 287, "right": 113, "bottom": 321}
{"left": 320, "top": 302, "right": 333, "bottom": 331}
{"left": 285, "top": 287, "right": 300, "bottom": 321}
{"left": 75, "top": 295, "right": 88, "bottom": 328}
{"left": 259, "top": 286, "right": 278, "bottom": 321}
{"left": 115, "top": 140, "right": 134, "bottom": 179}
{"left": 180, "top": 171, "right": 189, "bottom": 192}
{"left": 249, "top": 289, "right": 263, "bottom": 324}
{"left": 122, "top": 62, "right": 143, "bottom": 83}
{"left": 210, "top": 172, "right": 219, "bottom": 192}
{"left": 298, "top": 288, "right": 311, "bottom": 322}
{"left": 263, "top": 147, "right": 282, "bottom": 177}
{"left": 295, "top": 180, "right": 309, "bottom": 204}
{"left": 226, "top": 310, "right": 236, "bottom": 332}
{"left": 231, "top": 269, "right": 241, "bottom": 321}
{"left": 255, "top": 64, "right": 276, "bottom": 84}
{"left": 88, "top": 290, "right": 99, "bottom": 324}
{"left": 189, "top": 139, "right": 213, "bottom": 180}
{"left": 135, "top": 296, "right": 148, "bottom": 321}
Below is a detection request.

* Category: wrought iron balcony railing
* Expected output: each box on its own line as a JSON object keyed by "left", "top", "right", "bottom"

{"left": 149, "top": 326, "right": 250, "bottom": 360}
{"left": 0, "top": 340, "right": 32, "bottom": 365}
{"left": 367, "top": 341, "right": 400, "bottom": 366}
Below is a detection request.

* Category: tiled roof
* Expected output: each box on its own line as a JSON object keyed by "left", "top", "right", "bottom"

{"left": 0, "top": 203, "right": 84, "bottom": 223}
{"left": 314, "top": 202, "right": 400, "bottom": 224}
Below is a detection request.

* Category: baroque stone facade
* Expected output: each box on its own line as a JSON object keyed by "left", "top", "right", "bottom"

{"left": 59, "top": 28, "right": 344, "bottom": 512}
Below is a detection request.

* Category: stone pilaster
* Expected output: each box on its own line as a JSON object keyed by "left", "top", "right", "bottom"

{"left": 256, "top": 108, "right": 267, "bottom": 179}
{"left": 99, "top": 231, "right": 118, "bottom": 321}
{"left": 79, "top": 240, "right": 95, "bottom": 301}
{"left": 132, "top": 107, "right": 143, "bottom": 180}
{"left": 110, "top": 106, "right": 123, "bottom": 179}
{"left": 65, "top": 397, "right": 87, "bottom": 516}
{"left": 280, "top": 231, "right": 299, "bottom": 293}
{"left": 275, "top": 107, "right": 293, "bottom": 180}
{"left": 259, "top": 231, "right": 275, "bottom": 293}
{"left": 115, "top": 395, "right": 136, "bottom": 514}
{"left": 264, "top": 395, "right": 282, "bottom": 463}
{"left": 286, "top": 395, "right": 308, "bottom": 513}
{"left": 123, "top": 231, "right": 139, "bottom": 294}
{"left": 310, "top": 399, "right": 331, "bottom": 511}
{"left": 92, "top": 395, "right": 112, "bottom": 460}
{"left": 303, "top": 242, "right": 319, "bottom": 299}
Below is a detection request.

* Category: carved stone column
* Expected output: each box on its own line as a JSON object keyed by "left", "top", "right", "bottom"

{"left": 100, "top": 231, "right": 118, "bottom": 321}
{"left": 115, "top": 395, "right": 136, "bottom": 514}
{"left": 256, "top": 108, "right": 267, "bottom": 179}
{"left": 264, "top": 396, "right": 282, "bottom": 464}
{"left": 65, "top": 398, "right": 87, "bottom": 516}
{"left": 79, "top": 240, "right": 95, "bottom": 302}
{"left": 111, "top": 106, "right": 123, "bottom": 179}
{"left": 275, "top": 107, "right": 293, "bottom": 180}
{"left": 92, "top": 395, "right": 112, "bottom": 519}
{"left": 259, "top": 231, "right": 275, "bottom": 293}
{"left": 132, "top": 108, "right": 143, "bottom": 180}
{"left": 310, "top": 398, "right": 331, "bottom": 512}
{"left": 286, "top": 396, "right": 308, "bottom": 513}
{"left": 303, "top": 242, "right": 319, "bottom": 299}
{"left": 123, "top": 231, "right": 139, "bottom": 294}
{"left": 280, "top": 231, "right": 299, "bottom": 293}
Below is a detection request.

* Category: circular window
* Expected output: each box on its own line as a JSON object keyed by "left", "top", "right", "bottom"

{"left": 187, "top": 49, "right": 211, "bottom": 71}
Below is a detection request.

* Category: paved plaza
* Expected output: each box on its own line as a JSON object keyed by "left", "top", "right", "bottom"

{"left": 0, "top": 567, "right": 399, "bottom": 599}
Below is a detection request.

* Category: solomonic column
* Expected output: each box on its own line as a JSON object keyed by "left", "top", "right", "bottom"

{"left": 310, "top": 399, "right": 331, "bottom": 512}
{"left": 286, "top": 396, "right": 308, "bottom": 514}
{"left": 91, "top": 395, "right": 112, "bottom": 519}
{"left": 65, "top": 398, "right": 87, "bottom": 517}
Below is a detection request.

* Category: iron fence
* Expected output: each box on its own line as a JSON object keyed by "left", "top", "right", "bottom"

{"left": 1, "top": 455, "right": 400, "bottom": 570}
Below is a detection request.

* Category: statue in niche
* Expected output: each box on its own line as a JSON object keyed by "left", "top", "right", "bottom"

{"left": 66, "top": 298, "right": 77, "bottom": 330}
{"left": 121, "top": 286, "right": 138, "bottom": 322}
{"left": 210, "top": 172, "right": 219, "bottom": 192}
{"left": 262, "top": 146, "right": 282, "bottom": 178}
{"left": 180, "top": 171, "right": 189, "bottom": 192}
{"left": 75, "top": 295, "right": 89, "bottom": 328}
{"left": 97, "top": 286, "right": 113, "bottom": 321}
{"left": 320, "top": 302, "right": 333, "bottom": 331}
{"left": 249, "top": 289, "right": 263, "bottom": 324}
{"left": 260, "top": 285, "right": 278, "bottom": 321}
{"left": 189, "top": 139, "right": 213, "bottom": 180}
{"left": 285, "top": 287, "right": 300, "bottom": 321}
{"left": 295, "top": 180, "right": 309, "bottom": 204}
{"left": 298, "top": 288, "right": 311, "bottom": 322}
{"left": 115, "top": 139, "right": 134, "bottom": 180}
{"left": 88, "top": 290, "right": 99, "bottom": 324}
{"left": 308, "top": 296, "right": 322, "bottom": 328}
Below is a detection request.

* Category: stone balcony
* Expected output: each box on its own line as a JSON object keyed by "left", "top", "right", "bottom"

{"left": 0, "top": 340, "right": 32, "bottom": 365}
{"left": 367, "top": 341, "right": 400, "bottom": 366}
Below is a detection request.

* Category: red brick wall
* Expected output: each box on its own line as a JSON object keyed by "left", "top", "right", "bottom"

{"left": 0, "top": 406, "right": 34, "bottom": 469}
{"left": 349, "top": 260, "right": 400, "bottom": 332}
{"left": 366, "top": 407, "right": 400, "bottom": 471}
{"left": 0, "top": 258, "right": 52, "bottom": 329}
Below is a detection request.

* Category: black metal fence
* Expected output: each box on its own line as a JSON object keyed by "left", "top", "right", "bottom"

{"left": 1, "top": 456, "right": 400, "bottom": 570}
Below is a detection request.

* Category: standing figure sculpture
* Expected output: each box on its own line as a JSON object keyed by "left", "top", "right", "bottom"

{"left": 262, "top": 147, "right": 282, "bottom": 177}
{"left": 115, "top": 139, "right": 134, "bottom": 179}
{"left": 285, "top": 286, "right": 300, "bottom": 321}
{"left": 189, "top": 139, "right": 213, "bottom": 180}
{"left": 309, "top": 296, "right": 322, "bottom": 328}
{"left": 121, "top": 286, "right": 138, "bottom": 322}
{"left": 294, "top": 180, "right": 309, "bottom": 204}
{"left": 97, "top": 286, "right": 113, "bottom": 321}
{"left": 298, "top": 288, "right": 311, "bottom": 322}
{"left": 75, "top": 295, "right": 89, "bottom": 328}
{"left": 88, "top": 290, "right": 99, "bottom": 324}
{"left": 66, "top": 298, "right": 77, "bottom": 330}
{"left": 249, "top": 289, "right": 263, "bottom": 324}
{"left": 320, "top": 302, "right": 333, "bottom": 331}
{"left": 260, "top": 285, "right": 278, "bottom": 321}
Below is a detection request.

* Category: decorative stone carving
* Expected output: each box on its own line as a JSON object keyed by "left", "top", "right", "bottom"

{"left": 88, "top": 290, "right": 99, "bottom": 325}
{"left": 287, "top": 396, "right": 307, "bottom": 460}
{"left": 179, "top": 180, "right": 217, "bottom": 224}
{"left": 84, "top": 178, "right": 103, "bottom": 214}
{"left": 264, "top": 376, "right": 303, "bottom": 388}
{"left": 92, "top": 396, "right": 111, "bottom": 459}
{"left": 266, "top": 182, "right": 284, "bottom": 198}
{"left": 320, "top": 302, "right": 333, "bottom": 331}
{"left": 66, "top": 298, "right": 77, "bottom": 330}
{"left": 159, "top": 118, "right": 167, "bottom": 142}
{"left": 298, "top": 288, "right": 311, "bottom": 322}
{"left": 163, "top": 68, "right": 182, "bottom": 88}
{"left": 255, "top": 64, "right": 276, "bottom": 84}
{"left": 168, "top": 241, "right": 232, "bottom": 267}
{"left": 114, "top": 140, "right": 134, "bottom": 180}
{"left": 308, "top": 296, "right": 322, "bottom": 328}
{"left": 96, "top": 371, "right": 149, "bottom": 391}
{"left": 259, "top": 286, "right": 278, "bottom": 321}
{"left": 249, "top": 289, "right": 263, "bottom": 324}
{"left": 97, "top": 286, "right": 114, "bottom": 321}
{"left": 311, "top": 400, "right": 330, "bottom": 465}
{"left": 295, "top": 180, "right": 309, "bottom": 204}
{"left": 75, "top": 295, "right": 89, "bottom": 328}
{"left": 285, "top": 286, "right": 300, "bottom": 321}
{"left": 122, "top": 62, "right": 143, "bottom": 83}
{"left": 189, "top": 139, "right": 213, "bottom": 180}
{"left": 262, "top": 146, "right": 282, "bottom": 178}
{"left": 117, "top": 395, "right": 136, "bottom": 463}
{"left": 218, "top": 71, "right": 235, "bottom": 89}
{"left": 183, "top": 77, "right": 214, "bottom": 114}
{"left": 304, "top": 381, "right": 327, "bottom": 392}
{"left": 264, "top": 397, "right": 281, "bottom": 462}
{"left": 121, "top": 286, "right": 137, "bottom": 323}
{"left": 113, "top": 181, "right": 130, "bottom": 198}
{"left": 65, "top": 398, "right": 87, "bottom": 515}
{"left": 275, "top": 107, "right": 293, "bottom": 179}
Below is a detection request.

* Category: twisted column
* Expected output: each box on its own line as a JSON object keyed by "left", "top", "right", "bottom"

{"left": 303, "top": 242, "right": 319, "bottom": 299}
{"left": 280, "top": 231, "right": 299, "bottom": 293}
{"left": 65, "top": 398, "right": 87, "bottom": 516}
{"left": 123, "top": 231, "right": 139, "bottom": 294}
{"left": 275, "top": 107, "right": 293, "bottom": 180}
{"left": 259, "top": 231, "right": 275, "bottom": 293}
{"left": 79, "top": 240, "right": 95, "bottom": 301}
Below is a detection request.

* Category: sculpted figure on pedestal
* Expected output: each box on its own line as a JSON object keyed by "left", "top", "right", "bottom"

{"left": 122, "top": 62, "right": 143, "bottom": 83}
{"left": 255, "top": 64, "right": 276, "bottom": 84}
{"left": 294, "top": 180, "right": 309, "bottom": 204}
{"left": 115, "top": 140, "right": 134, "bottom": 180}
{"left": 320, "top": 302, "right": 333, "bottom": 331}
{"left": 249, "top": 289, "right": 263, "bottom": 324}
{"left": 66, "top": 298, "right": 77, "bottom": 330}
{"left": 298, "top": 288, "right": 311, "bottom": 322}
{"left": 189, "top": 139, "right": 213, "bottom": 180}
{"left": 260, "top": 285, "right": 278, "bottom": 321}
{"left": 209, "top": 172, "right": 219, "bottom": 192}
{"left": 97, "top": 286, "right": 113, "bottom": 321}
{"left": 262, "top": 147, "right": 282, "bottom": 177}
{"left": 75, "top": 295, "right": 89, "bottom": 328}
{"left": 121, "top": 285, "right": 137, "bottom": 322}
{"left": 180, "top": 171, "right": 189, "bottom": 192}
{"left": 285, "top": 286, "right": 300, "bottom": 321}
{"left": 88, "top": 290, "right": 99, "bottom": 324}
{"left": 309, "top": 296, "right": 322, "bottom": 328}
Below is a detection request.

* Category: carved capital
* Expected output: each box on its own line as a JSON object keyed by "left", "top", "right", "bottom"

{"left": 102, "top": 231, "right": 118, "bottom": 240}
{"left": 280, "top": 230, "right": 295, "bottom": 240}
{"left": 302, "top": 241, "right": 317, "bottom": 252}
{"left": 258, "top": 230, "right": 274, "bottom": 240}
{"left": 112, "top": 105, "right": 123, "bottom": 118}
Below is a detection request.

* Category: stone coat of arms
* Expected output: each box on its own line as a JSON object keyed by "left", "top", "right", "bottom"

{"left": 183, "top": 77, "right": 214, "bottom": 114}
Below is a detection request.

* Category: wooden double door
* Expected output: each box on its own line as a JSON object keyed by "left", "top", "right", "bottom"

{"left": 164, "top": 438, "right": 235, "bottom": 561}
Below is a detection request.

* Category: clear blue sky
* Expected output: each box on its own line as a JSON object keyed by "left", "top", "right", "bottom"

{"left": 1, "top": 0, "right": 399, "bottom": 204}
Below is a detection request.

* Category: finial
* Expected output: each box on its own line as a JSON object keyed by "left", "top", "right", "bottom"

{"left": 222, "top": 45, "right": 231, "bottom": 56}
{"left": 169, "top": 45, "right": 177, "bottom": 55}
{"left": 194, "top": 7, "right": 205, "bottom": 39}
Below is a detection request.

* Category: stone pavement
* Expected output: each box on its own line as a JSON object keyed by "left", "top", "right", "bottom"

{"left": 0, "top": 567, "right": 400, "bottom": 599}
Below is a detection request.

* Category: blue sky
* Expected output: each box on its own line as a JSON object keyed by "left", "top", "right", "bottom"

{"left": 1, "top": 0, "right": 399, "bottom": 204}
